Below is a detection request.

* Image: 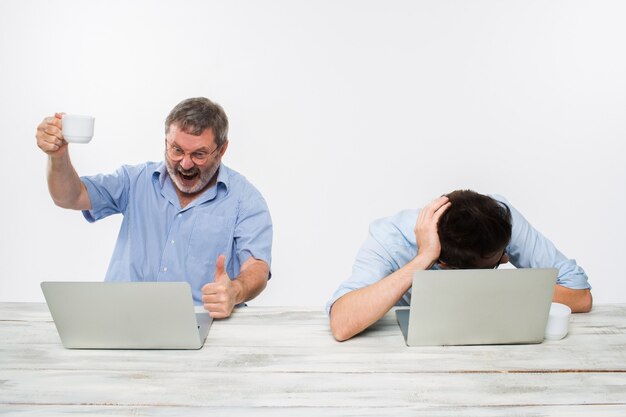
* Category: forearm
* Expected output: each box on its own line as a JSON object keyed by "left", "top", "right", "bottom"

{"left": 47, "top": 154, "right": 91, "bottom": 210}
{"left": 330, "top": 255, "right": 434, "bottom": 342}
{"left": 553, "top": 284, "right": 592, "bottom": 313}
{"left": 232, "top": 259, "right": 269, "bottom": 304}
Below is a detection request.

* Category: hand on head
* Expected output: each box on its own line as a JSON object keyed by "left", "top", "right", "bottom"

{"left": 414, "top": 195, "right": 451, "bottom": 267}
{"left": 36, "top": 113, "right": 67, "bottom": 155}
{"left": 201, "top": 255, "right": 237, "bottom": 319}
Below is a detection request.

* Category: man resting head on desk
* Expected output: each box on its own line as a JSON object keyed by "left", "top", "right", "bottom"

{"left": 35, "top": 97, "right": 273, "bottom": 319}
{"left": 327, "top": 190, "right": 592, "bottom": 342}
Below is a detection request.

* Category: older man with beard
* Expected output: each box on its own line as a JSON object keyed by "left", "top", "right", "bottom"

{"left": 36, "top": 97, "right": 273, "bottom": 318}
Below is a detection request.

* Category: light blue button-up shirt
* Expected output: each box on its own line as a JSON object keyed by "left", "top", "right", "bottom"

{"left": 326, "top": 195, "right": 590, "bottom": 313}
{"left": 81, "top": 162, "right": 272, "bottom": 304}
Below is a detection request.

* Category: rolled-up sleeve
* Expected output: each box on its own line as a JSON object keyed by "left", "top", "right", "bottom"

{"left": 81, "top": 166, "right": 131, "bottom": 223}
{"left": 495, "top": 195, "right": 591, "bottom": 290}
{"left": 326, "top": 210, "right": 418, "bottom": 314}
{"left": 326, "top": 235, "right": 395, "bottom": 314}
{"left": 234, "top": 191, "right": 273, "bottom": 269}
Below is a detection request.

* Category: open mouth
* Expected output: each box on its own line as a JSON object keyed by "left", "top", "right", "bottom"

{"left": 177, "top": 169, "right": 200, "bottom": 184}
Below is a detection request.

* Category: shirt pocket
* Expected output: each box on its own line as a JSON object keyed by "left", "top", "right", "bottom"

{"left": 187, "top": 213, "right": 235, "bottom": 283}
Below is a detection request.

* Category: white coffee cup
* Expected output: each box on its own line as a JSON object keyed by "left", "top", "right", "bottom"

{"left": 62, "top": 114, "right": 95, "bottom": 143}
{"left": 544, "top": 302, "right": 571, "bottom": 340}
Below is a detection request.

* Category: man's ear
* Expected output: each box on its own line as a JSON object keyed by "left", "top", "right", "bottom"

{"left": 218, "top": 140, "right": 229, "bottom": 158}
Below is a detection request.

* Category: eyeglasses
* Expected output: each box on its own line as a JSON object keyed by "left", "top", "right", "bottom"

{"left": 438, "top": 250, "right": 507, "bottom": 270}
{"left": 166, "top": 141, "right": 220, "bottom": 165}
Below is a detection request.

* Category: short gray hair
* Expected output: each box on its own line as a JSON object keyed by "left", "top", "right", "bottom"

{"left": 165, "top": 97, "right": 229, "bottom": 147}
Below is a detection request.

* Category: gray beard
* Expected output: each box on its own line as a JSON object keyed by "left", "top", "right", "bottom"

{"left": 165, "top": 160, "right": 219, "bottom": 195}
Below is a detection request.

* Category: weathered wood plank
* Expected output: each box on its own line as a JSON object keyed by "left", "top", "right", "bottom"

{"left": 1, "top": 369, "right": 625, "bottom": 408}
{"left": 1, "top": 340, "right": 626, "bottom": 374}
{"left": 1, "top": 404, "right": 626, "bottom": 417}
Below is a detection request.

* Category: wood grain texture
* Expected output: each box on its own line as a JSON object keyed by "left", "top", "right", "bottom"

{"left": 1, "top": 303, "right": 625, "bottom": 416}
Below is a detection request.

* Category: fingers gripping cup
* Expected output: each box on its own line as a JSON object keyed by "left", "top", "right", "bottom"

{"left": 544, "top": 302, "right": 572, "bottom": 340}
{"left": 62, "top": 114, "right": 95, "bottom": 143}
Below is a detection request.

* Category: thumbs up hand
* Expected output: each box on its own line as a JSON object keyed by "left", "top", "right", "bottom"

{"left": 201, "top": 255, "right": 238, "bottom": 318}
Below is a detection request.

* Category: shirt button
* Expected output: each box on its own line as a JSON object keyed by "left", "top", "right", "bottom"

{"left": 178, "top": 214, "right": 182, "bottom": 218}
{"left": 171, "top": 240, "right": 175, "bottom": 244}
{"left": 163, "top": 267, "right": 168, "bottom": 272}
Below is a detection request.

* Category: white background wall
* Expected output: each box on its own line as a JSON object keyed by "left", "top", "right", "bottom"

{"left": 1, "top": 0, "right": 624, "bottom": 306}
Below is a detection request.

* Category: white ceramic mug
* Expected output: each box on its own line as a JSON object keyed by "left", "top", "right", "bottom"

{"left": 544, "top": 302, "right": 571, "bottom": 340}
{"left": 62, "top": 114, "right": 95, "bottom": 143}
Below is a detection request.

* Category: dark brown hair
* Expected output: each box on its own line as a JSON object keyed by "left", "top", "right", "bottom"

{"left": 437, "top": 190, "right": 512, "bottom": 268}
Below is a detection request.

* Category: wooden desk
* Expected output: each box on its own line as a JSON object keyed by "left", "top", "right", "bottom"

{"left": 1, "top": 303, "right": 625, "bottom": 416}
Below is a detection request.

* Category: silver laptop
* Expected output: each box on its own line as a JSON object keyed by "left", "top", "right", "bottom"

{"left": 41, "top": 281, "right": 212, "bottom": 349}
{"left": 396, "top": 268, "right": 556, "bottom": 346}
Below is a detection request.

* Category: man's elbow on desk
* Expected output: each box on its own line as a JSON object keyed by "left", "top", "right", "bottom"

{"left": 329, "top": 304, "right": 358, "bottom": 342}
{"left": 330, "top": 318, "right": 352, "bottom": 342}
{"left": 553, "top": 285, "right": 593, "bottom": 313}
